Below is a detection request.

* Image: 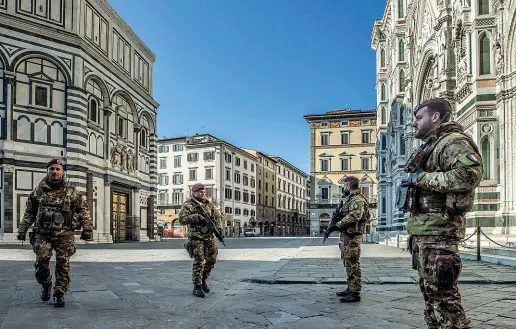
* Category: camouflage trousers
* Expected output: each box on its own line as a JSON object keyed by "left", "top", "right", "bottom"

{"left": 191, "top": 238, "right": 218, "bottom": 286}
{"left": 416, "top": 236, "right": 471, "bottom": 329}
{"left": 340, "top": 234, "right": 362, "bottom": 293}
{"left": 32, "top": 231, "right": 76, "bottom": 296}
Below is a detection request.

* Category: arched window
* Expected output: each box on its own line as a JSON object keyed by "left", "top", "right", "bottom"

{"left": 399, "top": 39, "right": 405, "bottom": 62}
{"left": 96, "top": 136, "right": 104, "bottom": 157}
{"left": 16, "top": 116, "right": 31, "bottom": 141}
{"left": 381, "top": 135, "right": 387, "bottom": 150}
{"left": 51, "top": 122, "right": 64, "bottom": 145}
{"left": 86, "top": 80, "right": 103, "bottom": 125}
{"left": 34, "top": 119, "right": 47, "bottom": 143}
{"left": 400, "top": 134, "right": 406, "bottom": 155}
{"left": 478, "top": 0, "right": 489, "bottom": 15}
{"left": 479, "top": 34, "right": 491, "bottom": 75}
{"left": 381, "top": 197, "right": 386, "bottom": 214}
{"left": 398, "top": 0, "right": 404, "bottom": 18}
{"left": 380, "top": 49, "right": 386, "bottom": 67}
{"left": 114, "top": 95, "right": 131, "bottom": 139}
{"left": 481, "top": 138, "right": 491, "bottom": 180}
{"left": 140, "top": 129, "right": 147, "bottom": 148}
{"left": 381, "top": 106, "right": 386, "bottom": 124}
{"left": 381, "top": 83, "right": 386, "bottom": 100}
{"left": 89, "top": 133, "right": 97, "bottom": 155}
{"left": 399, "top": 70, "right": 406, "bottom": 91}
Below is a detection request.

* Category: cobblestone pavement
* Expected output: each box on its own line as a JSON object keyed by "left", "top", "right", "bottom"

{"left": 1, "top": 238, "right": 515, "bottom": 329}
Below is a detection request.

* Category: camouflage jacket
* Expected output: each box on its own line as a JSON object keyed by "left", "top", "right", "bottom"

{"left": 407, "top": 122, "right": 483, "bottom": 238}
{"left": 178, "top": 197, "right": 223, "bottom": 240}
{"left": 18, "top": 177, "right": 93, "bottom": 235}
{"left": 335, "top": 191, "right": 368, "bottom": 237}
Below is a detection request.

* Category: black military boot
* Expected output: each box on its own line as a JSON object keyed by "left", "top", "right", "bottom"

{"left": 41, "top": 282, "right": 52, "bottom": 301}
{"left": 335, "top": 288, "right": 350, "bottom": 297}
{"left": 201, "top": 280, "right": 210, "bottom": 293}
{"left": 339, "top": 292, "right": 360, "bottom": 303}
{"left": 53, "top": 295, "right": 65, "bottom": 307}
{"left": 193, "top": 285, "right": 205, "bottom": 298}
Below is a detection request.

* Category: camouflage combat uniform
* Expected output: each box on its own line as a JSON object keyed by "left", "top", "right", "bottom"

{"left": 334, "top": 190, "right": 369, "bottom": 294}
{"left": 179, "top": 197, "right": 223, "bottom": 286}
{"left": 406, "top": 122, "right": 482, "bottom": 329}
{"left": 18, "top": 177, "right": 93, "bottom": 297}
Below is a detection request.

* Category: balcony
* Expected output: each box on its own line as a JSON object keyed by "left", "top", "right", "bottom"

{"left": 157, "top": 199, "right": 184, "bottom": 206}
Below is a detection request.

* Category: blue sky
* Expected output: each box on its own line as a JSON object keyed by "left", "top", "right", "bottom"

{"left": 108, "top": 0, "right": 386, "bottom": 174}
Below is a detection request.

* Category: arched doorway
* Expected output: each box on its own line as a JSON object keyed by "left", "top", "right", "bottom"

{"left": 264, "top": 221, "right": 270, "bottom": 236}
{"left": 319, "top": 213, "right": 331, "bottom": 234}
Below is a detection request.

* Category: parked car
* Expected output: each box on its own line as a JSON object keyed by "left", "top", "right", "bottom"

{"left": 244, "top": 228, "right": 260, "bottom": 237}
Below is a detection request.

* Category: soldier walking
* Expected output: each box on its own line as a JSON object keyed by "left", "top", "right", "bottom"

{"left": 179, "top": 183, "right": 224, "bottom": 298}
{"left": 328, "top": 176, "right": 369, "bottom": 303}
{"left": 16, "top": 159, "right": 93, "bottom": 307}
{"left": 399, "top": 98, "right": 482, "bottom": 329}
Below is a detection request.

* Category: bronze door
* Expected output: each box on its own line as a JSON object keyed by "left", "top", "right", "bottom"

{"left": 112, "top": 191, "right": 128, "bottom": 241}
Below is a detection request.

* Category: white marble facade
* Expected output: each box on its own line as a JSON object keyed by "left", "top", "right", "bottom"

{"left": 372, "top": 0, "right": 515, "bottom": 234}
{"left": 0, "top": 0, "right": 158, "bottom": 242}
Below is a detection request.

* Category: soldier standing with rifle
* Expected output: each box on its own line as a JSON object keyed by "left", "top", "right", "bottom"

{"left": 179, "top": 183, "right": 224, "bottom": 298}
{"left": 326, "top": 176, "right": 369, "bottom": 303}
{"left": 398, "top": 98, "right": 482, "bottom": 329}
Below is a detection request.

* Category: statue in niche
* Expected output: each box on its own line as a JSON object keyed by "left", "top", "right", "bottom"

{"left": 110, "top": 144, "right": 121, "bottom": 168}
{"left": 120, "top": 146, "right": 127, "bottom": 171}
{"left": 494, "top": 39, "right": 504, "bottom": 68}
{"left": 127, "top": 149, "right": 134, "bottom": 172}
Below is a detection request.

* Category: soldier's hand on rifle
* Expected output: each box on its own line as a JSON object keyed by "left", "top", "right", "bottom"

{"left": 80, "top": 230, "right": 93, "bottom": 241}
{"left": 327, "top": 225, "right": 338, "bottom": 234}
{"left": 400, "top": 170, "right": 421, "bottom": 187}
{"left": 197, "top": 215, "right": 208, "bottom": 225}
{"left": 16, "top": 232, "right": 26, "bottom": 241}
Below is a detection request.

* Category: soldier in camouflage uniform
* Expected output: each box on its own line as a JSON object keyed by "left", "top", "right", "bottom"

{"left": 179, "top": 183, "right": 223, "bottom": 298}
{"left": 400, "top": 98, "right": 482, "bottom": 329}
{"left": 328, "top": 176, "right": 369, "bottom": 303}
{"left": 16, "top": 159, "right": 93, "bottom": 307}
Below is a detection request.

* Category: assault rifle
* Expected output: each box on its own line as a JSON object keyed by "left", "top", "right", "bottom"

{"left": 190, "top": 198, "right": 226, "bottom": 246}
{"left": 322, "top": 199, "right": 344, "bottom": 244}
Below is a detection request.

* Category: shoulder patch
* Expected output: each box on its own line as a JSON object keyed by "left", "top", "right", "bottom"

{"left": 457, "top": 153, "right": 481, "bottom": 166}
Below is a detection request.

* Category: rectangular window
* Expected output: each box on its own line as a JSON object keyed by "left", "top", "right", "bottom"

{"left": 189, "top": 169, "right": 197, "bottom": 181}
{"left": 173, "top": 174, "right": 183, "bottom": 185}
{"left": 225, "top": 168, "right": 231, "bottom": 181}
{"left": 174, "top": 156, "right": 181, "bottom": 168}
{"left": 243, "top": 175, "right": 249, "bottom": 186}
{"left": 159, "top": 158, "right": 167, "bottom": 169}
{"left": 158, "top": 145, "right": 169, "bottom": 153}
{"left": 320, "top": 133, "right": 329, "bottom": 145}
{"left": 234, "top": 190, "right": 241, "bottom": 201}
{"left": 187, "top": 153, "right": 199, "bottom": 162}
{"left": 361, "top": 131, "right": 371, "bottom": 144}
{"left": 225, "top": 188, "right": 232, "bottom": 199}
{"left": 225, "top": 153, "right": 232, "bottom": 163}
{"left": 34, "top": 86, "right": 48, "bottom": 107}
{"left": 341, "top": 132, "right": 350, "bottom": 145}
{"left": 173, "top": 144, "right": 183, "bottom": 152}
{"left": 361, "top": 186, "right": 371, "bottom": 198}
{"left": 251, "top": 164, "right": 254, "bottom": 172}
{"left": 206, "top": 187, "right": 213, "bottom": 198}
{"left": 250, "top": 178, "right": 256, "bottom": 188}
{"left": 204, "top": 151, "right": 215, "bottom": 161}
{"left": 243, "top": 160, "right": 248, "bottom": 169}
{"left": 172, "top": 190, "right": 183, "bottom": 205}
{"left": 234, "top": 172, "right": 241, "bottom": 183}
{"left": 321, "top": 159, "right": 329, "bottom": 171}
{"left": 243, "top": 191, "right": 249, "bottom": 202}
{"left": 158, "top": 175, "right": 168, "bottom": 185}
{"left": 361, "top": 158, "right": 370, "bottom": 170}
{"left": 321, "top": 187, "right": 329, "bottom": 200}
{"left": 341, "top": 158, "right": 350, "bottom": 171}
{"left": 205, "top": 168, "right": 213, "bottom": 180}
{"left": 251, "top": 193, "right": 256, "bottom": 204}
{"left": 235, "top": 157, "right": 241, "bottom": 166}
{"left": 224, "top": 207, "right": 232, "bottom": 214}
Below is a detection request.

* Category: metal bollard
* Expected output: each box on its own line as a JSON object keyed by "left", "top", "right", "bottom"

{"left": 396, "top": 232, "right": 400, "bottom": 248}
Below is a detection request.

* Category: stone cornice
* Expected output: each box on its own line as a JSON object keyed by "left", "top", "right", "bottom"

{"left": 314, "top": 143, "right": 376, "bottom": 149}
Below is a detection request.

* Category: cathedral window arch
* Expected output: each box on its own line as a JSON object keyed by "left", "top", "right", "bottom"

{"left": 381, "top": 83, "right": 386, "bottom": 100}
{"left": 113, "top": 94, "right": 133, "bottom": 139}
{"left": 479, "top": 33, "right": 491, "bottom": 75}
{"left": 16, "top": 116, "right": 31, "bottom": 141}
{"left": 398, "top": 39, "right": 405, "bottom": 62}
{"left": 478, "top": 0, "right": 490, "bottom": 15}
{"left": 34, "top": 118, "right": 48, "bottom": 143}
{"left": 380, "top": 49, "right": 386, "bottom": 67}
{"left": 399, "top": 69, "right": 406, "bottom": 92}
{"left": 381, "top": 106, "right": 386, "bottom": 124}
{"left": 398, "top": 0, "right": 405, "bottom": 19}
{"left": 481, "top": 137, "right": 492, "bottom": 180}
{"left": 86, "top": 79, "right": 104, "bottom": 125}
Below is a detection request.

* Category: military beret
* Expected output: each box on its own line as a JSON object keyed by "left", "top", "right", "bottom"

{"left": 192, "top": 183, "right": 205, "bottom": 192}
{"left": 414, "top": 98, "right": 451, "bottom": 115}
{"left": 344, "top": 176, "right": 359, "bottom": 183}
{"left": 46, "top": 159, "right": 64, "bottom": 168}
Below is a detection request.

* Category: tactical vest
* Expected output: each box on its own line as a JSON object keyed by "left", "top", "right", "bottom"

{"left": 342, "top": 194, "right": 369, "bottom": 235}
{"left": 35, "top": 187, "right": 75, "bottom": 231}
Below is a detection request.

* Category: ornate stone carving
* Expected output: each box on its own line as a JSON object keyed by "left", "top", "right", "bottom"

{"left": 110, "top": 143, "right": 135, "bottom": 173}
{"left": 5, "top": 76, "right": 15, "bottom": 85}
{"left": 494, "top": 38, "right": 504, "bottom": 73}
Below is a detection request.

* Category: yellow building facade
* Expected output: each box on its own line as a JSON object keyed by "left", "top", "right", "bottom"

{"left": 304, "top": 109, "right": 378, "bottom": 235}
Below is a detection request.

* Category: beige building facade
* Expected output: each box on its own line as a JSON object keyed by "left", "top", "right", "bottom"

{"left": 304, "top": 109, "right": 378, "bottom": 235}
